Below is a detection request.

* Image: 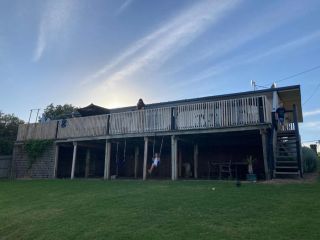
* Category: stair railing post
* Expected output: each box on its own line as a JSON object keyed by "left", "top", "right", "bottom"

{"left": 293, "top": 104, "right": 303, "bottom": 178}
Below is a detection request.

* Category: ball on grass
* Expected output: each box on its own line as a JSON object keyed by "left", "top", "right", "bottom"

{"left": 212, "top": 187, "right": 215, "bottom": 191}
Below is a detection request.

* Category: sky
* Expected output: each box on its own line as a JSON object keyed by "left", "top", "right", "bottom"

{"left": 0, "top": 0, "right": 320, "bottom": 143}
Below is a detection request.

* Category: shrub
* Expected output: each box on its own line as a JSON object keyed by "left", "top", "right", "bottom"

{"left": 25, "top": 140, "right": 53, "bottom": 169}
{"left": 302, "top": 146, "right": 318, "bottom": 173}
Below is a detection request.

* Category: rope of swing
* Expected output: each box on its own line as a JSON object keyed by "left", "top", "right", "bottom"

{"left": 152, "top": 136, "right": 164, "bottom": 158}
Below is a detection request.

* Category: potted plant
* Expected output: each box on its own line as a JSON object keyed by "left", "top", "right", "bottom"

{"left": 246, "top": 155, "right": 257, "bottom": 182}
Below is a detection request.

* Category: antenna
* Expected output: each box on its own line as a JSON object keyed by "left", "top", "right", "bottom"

{"left": 251, "top": 80, "right": 256, "bottom": 91}
{"left": 28, "top": 108, "right": 41, "bottom": 124}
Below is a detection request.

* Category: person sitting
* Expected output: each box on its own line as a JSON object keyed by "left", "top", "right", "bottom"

{"left": 137, "top": 98, "right": 145, "bottom": 110}
{"left": 148, "top": 153, "right": 160, "bottom": 174}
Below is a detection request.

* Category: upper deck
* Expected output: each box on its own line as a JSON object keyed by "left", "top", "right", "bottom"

{"left": 17, "top": 94, "right": 273, "bottom": 142}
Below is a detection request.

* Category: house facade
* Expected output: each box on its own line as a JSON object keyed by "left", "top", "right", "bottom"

{"left": 12, "top": 85, "right": 303, "bottom": 180}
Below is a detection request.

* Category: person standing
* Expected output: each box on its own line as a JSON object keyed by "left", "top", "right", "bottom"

{"left": 276, "top": 102, "right": 286, "bottom": 129}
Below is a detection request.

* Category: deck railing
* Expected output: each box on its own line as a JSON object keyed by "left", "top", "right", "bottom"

{"left": 176, "top": 96, "right": 271, "bottom": 129}
{"left": 109, "top": 107, "right": 172, "bottom": 134}
{"left": 16, "top": 95, "right": 272, "bottom": 140}
{"left": 57, "top": 115, "right": 109, "bottom": 139}
{"left": 16, "top": 121, "right": 58, "bottom": 141}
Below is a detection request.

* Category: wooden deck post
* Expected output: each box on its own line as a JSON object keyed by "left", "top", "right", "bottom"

{"left": 104, "top": 140, "right": 111, "bottom": 180}
{"left": 143, "top": 137, "right": 148, "bottom": 180}
{"left": 171, "top": 135, "right": 178, "bottom": 180}
{"left": 193, "top": 144, "right": 198, "bottom": 179}
{"left": 178, "top": 149, "right": 182, "bottom": 177}
{"left": 85, "top": 149, "right": 91, "bottom": 178}
{"left": 260, "top": 129, "right": 270, "bottom": 180}
{"left": 71, "top": 142, "right": 77, "bottom": 179}
{"left": 134, "top": 146, "right": 139, "bottom": 178}
{"left": 53, "top": 144, "right": 59, "bottom": 178}
{"left": 272, "top": 128, "right": 277, "bottom": 178}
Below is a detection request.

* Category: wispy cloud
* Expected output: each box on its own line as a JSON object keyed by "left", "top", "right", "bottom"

{"left": 304, "top": 109, "right": 320, "bottom": 117}
{"left": 33, "top": 0, "right": 75, "bottom": 62}
{"left": 167, "top": 0, "right": 318, "bottom": 76}
{"left": 85, "top": 0, "right": 241, "bottom": 85}
{"left": 302, "top": 121, "right": 320, "bottom": 129}
{"left": 182, "top": 29, "right": 320, "bottom": 87}
{"left": 116, "top": 0, "right": 134, "bottom": 15}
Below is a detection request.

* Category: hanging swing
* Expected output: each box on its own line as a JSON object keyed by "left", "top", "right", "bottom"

{"left": 151, "top": 136, "right": 164, "bottom": 163}
{"left": 148, "top": 136, "right": 164, "bottom": 175}
{"left": 116, "top": 140, "right": 127, "bottom": 176}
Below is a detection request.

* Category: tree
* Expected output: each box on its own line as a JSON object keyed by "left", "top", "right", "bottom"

{"left": 0, "top": 111, "right": 24, "bottom": 155}
{"left": 41, "top": 103, "right": 77, "bottom": 120}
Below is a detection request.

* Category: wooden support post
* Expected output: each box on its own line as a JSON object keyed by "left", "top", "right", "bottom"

{"left": 71, "top": 142, "right": 77, "bottom": 179}
{"left": 53, "top": 144, "right": 59, "bottom": 178}
{"left": 171, "top": 135, "right": 178, "bottom": 180}
{"left": 143, "top": 137, "right": 148, "bottom": 180}
{"left": 178, "top": 149, "right": 182, "bottom": 177}
{"left": 272, "top": 128, "right": 277, "bottom": 178}
{"left": 85, "top": 149, "right": 91, "bottom": 178}
{"left": 260, "top": 129, "right": 270, "bottom": 180}
{"left": 194, "top": 144, "right": 198, "bottom": 179}
{"left": 134, "top": 146, "right": 139, "bottom": 178}
{"left": 104, "top": 140, "right": 111, "bottom": 180}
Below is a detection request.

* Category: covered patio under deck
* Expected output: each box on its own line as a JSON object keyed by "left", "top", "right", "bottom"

{"left": 53, "top": 124, "right": 271, "bottom": 181}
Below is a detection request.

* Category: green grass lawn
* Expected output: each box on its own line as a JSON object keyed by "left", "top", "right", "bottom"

{"left": 1, "top": 180, "right": 320, "bottom": 240}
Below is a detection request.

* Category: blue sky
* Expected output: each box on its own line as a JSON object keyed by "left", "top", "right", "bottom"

{"left": 1, "top": 0, "right": 320, "bottom": 142}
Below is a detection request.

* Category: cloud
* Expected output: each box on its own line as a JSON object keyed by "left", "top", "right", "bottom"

{"left": 33, "top": 0, "right": 75, "bottom": 62}
{"left": 182, "top": 29, "right": 320, "bottom": 86}
{"left": 301, "top": 121, "right": 320, "bottom": 130}
{"left": 115, "top": 0, "right": 134, "bottom": 15}
{"left": 167, "top": 0, "right": 319, "bottom": 76}
{"left": 304, "top": 109, "right": 320, "bottom": 117}
{"left": 85, "top": 0, "right": 241, "bottom": 85}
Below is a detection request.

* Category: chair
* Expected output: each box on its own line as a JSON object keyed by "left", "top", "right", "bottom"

{"left": 219, "top": 160, "right": 232, "bottom": 180}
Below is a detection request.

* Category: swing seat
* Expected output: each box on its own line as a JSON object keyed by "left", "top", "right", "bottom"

{"left": 151, "top": 158, "right": 160, "bottom": 167}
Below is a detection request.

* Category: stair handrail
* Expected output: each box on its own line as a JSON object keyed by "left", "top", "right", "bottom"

{"left": 292, "top": 104, "right": 303, "bottom": 177}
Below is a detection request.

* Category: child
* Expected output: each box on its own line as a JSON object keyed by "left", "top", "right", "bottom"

{"left": 148, "top": 153, "right": 160, "bottom": 174}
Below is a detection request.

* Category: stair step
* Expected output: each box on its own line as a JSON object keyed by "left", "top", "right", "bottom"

{"left": 279, "top": 139, "right": 297, "bottom": 142}
{"left": 274, "top": 171, "right": 300, "bottom": 175}
{"left": 277, "top": 147, "right": 297, "bottom": 151}
{"left": 277, "top": 136, "right": 296, "bottom": 139}
{"left": 278, "top": 139, "right": 297, "bottom": 142}
{"left": 278, "top": 129, "right": 295, "bottom": 132}
{"left": 277, "top": 150, "right": 297, "bottom": 153}
{"left": 277, "top": 145, "right": 297, "bottom": 148}
{"left": 276, "top": 156, "right": 296, "bottom": 159}
{"left": 277, "top": 133, "right": 296, "bottom": 136}
{"left": 277, "top": 148, "right": 297, "bottom": 153}
{"left": 277, "top": 141, "right": 297, "bottom": 144}
{"left": 276, "top": 166, "right": 298, "bottom": 169}
{"left": 276, "top": 161, "right": 298, "bottom": 164}
{"left": 277, "top": 154, "right": 297, "bottom": 157}
{"left": 276, "top": 154, "right": 297, "bottom": 158}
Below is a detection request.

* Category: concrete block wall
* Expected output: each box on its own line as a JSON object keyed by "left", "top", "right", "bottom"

{"left": 13, "top": 143, "right": 55, "bottom": 179}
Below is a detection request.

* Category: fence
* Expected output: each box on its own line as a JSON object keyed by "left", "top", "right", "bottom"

{"left": 0, "top": 155, "right": 12, "bottom": 178}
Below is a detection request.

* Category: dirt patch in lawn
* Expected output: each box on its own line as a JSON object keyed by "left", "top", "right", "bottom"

{"left": 261, "top": 172, "right": 319, "bottom": 184}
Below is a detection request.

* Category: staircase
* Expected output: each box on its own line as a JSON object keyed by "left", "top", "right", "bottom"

{"left": 274, "top": 130, "right": 301, "bottom": 177}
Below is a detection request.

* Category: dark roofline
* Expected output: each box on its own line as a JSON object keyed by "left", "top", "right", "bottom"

{"left": 78, "top": 103, "right": 110, "bottom": 116}
{"left": 109, "top": 85, "right": 301, "bottom": 112}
